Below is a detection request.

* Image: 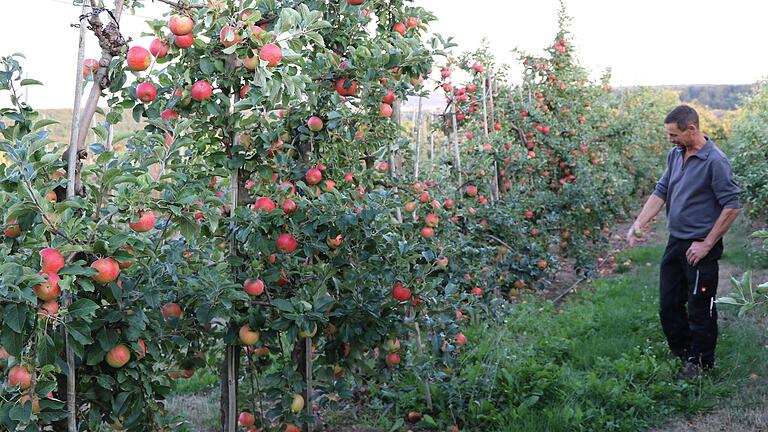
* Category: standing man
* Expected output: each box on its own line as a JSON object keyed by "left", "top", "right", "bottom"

{"left": 626, "top": 105, "right": 741, "bottom": 378}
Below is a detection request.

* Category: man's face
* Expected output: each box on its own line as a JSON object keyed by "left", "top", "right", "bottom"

{"left": 664, "top": 123, "right": 691, "bottom": 147}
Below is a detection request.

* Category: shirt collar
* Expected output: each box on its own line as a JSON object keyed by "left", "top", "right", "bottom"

{"left": 674, "top": 137, "right": 713, "bottom": 160}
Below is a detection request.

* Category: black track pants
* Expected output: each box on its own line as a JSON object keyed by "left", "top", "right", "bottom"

{"left": 659, "top": 237, "right": 723, "bottom": 368}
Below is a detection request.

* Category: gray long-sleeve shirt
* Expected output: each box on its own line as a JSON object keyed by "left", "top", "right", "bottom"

{"left": 653, "top": 137, "right": 741, "bottom": 240}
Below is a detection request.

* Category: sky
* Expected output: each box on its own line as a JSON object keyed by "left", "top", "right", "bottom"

{"left": 2, "top": 0, "right": 767, "bottom": 109}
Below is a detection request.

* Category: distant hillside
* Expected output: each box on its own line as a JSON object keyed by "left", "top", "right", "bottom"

{"left": 654, "top": 84, "right": 754, "bottom": 110}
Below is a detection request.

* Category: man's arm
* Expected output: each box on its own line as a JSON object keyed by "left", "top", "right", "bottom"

{"left": 686, "top": 207, "right": 740, "bottom": 266}
{"left": 626, "top": 194, "right": 666, "bottom": 246}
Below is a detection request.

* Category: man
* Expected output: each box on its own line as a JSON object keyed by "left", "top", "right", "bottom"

{"left": 626, "top": 105, "right": 741, "bottom": 378}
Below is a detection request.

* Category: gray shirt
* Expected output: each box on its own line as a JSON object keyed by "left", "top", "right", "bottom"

{"left": 653, "top": 137, "right": 741, "bottom": 240}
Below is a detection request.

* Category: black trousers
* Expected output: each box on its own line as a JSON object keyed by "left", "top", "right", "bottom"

{"left": 659, "top": 237, "right": 723, "bottom": 368}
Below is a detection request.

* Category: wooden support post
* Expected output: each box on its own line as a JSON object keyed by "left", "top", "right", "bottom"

{"left": 413, "top": 97, "right": 423, "bottom": 179}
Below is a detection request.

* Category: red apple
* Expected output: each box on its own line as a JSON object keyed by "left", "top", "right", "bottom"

{"left": 259, "top": 43, "right": 282, "bottom": 67}
{"left": 466, "top": 185, "right": 478, "bottom": 197}
{"left": 83, "top": 58, "right": 99, "bottom": 78}
{"left": 276, "top": 233, "right": 298, "bottom": 253}
{"left": 382, "top": 88, "right": 395, "bottom": 105}
{"left": 335, "top": 78, "right": 357, "bottom": 96}
{"left": 455, "top": 333, "right": 467, "bottom": 345}
{"left": 129, "top": 209, "right": 156, "bottom": 232}
{"left": 38, "top": 299, "right": 60, "bottom": 317}
{"left": 219, "top": 26, "right": 242, "bottom": 47}
{"left": 305, "top": 168, "right": 322, "bottom": 185}
{"left": 40, "top": 247, "right": 65, "bottom": 273}
{"left": 126, "top": 46, "right": 151, "bottom": 71}
{"left": 161, "top": 302, "right": 183, "bottom": 320}
{"left": 136, "top": 81, "right": 157, "bottom": 103}
{"left": 191, "top": 80, "right": 212, "bottom": 101}
{"left": 307, "top": 116, "right": 324, "bottom": 132}
{"left": 149, "top": 38, "right": 169, "bottom": 58}
{"left": 7, "top": 365, "right": 32, "bottom": 390}
{"left": 91, "top": 258, "right": 120, "bottom": 283}
{"left": 3, "top": 218, "right": 21, "bottom": 238}
{"left": 239, "top": 324, "right": 260, "bottom": 345}
{"left": 106, "top": 344, "right": 131, "bottom": 368}
{"left": 392, "top": 22, "right": 406, "bottom": 35}
{"left": 406, "top": 16, "right": 419, "bottom": 28}
{"left": 424, "top": 213, "right": 439, "bottom": 228}
{"left": 392, "top": 281, "right": 411, "bottom": 302}
{"left": 379, "top": 103, "right": 393, "bottom": 117}
{"left": 282, "top": 199, "right": 297, "bottom": 215}
{"left": 34, "top": 272, "right": 61, "bottom": 301}
{"left": 327, "top": 235, "right": 343, "bottom": 248}
{"left": 244, "top": 279, "right": 265, "bottom": 296}
{"left": 169, "top": 15, "right": 194, "bottom": 36}
{"left": 253, "top": 197, "right": 276, "bottom": 212}
{"left": 385, "top": 352, "right": 400, "bottom": 367}
{"left": 174, "top": 32, "right": 194, "bottom": 49}
{"left": 420, "top": 226, "right": 434, "bottom": 238}
{"left": 347, "top": 0, "right": 365, "bottom": 4}
{"left": 239, "top": 412, "right": 256, "bottom": 427}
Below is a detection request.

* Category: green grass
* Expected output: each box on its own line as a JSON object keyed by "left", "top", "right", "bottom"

{"left": 357, "top": 241, "right": 768, "bottom": 431}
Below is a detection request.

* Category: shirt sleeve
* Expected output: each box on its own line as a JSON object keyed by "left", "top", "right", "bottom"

{"left": 652, "top": 150, "right": 673, "bottom": 201}
{"left": 711, "top": 157, "right": 741, "bottom": 208}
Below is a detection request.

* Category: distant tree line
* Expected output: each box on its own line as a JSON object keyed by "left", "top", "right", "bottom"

{"left": 662, "top": 84, "right": 755, "bottom": 110}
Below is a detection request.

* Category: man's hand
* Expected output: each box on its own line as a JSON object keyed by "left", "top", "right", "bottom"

{"left": 686, "top": 241, "right": 712, "bottom": 266}
{"left": 626, "top": 223, "right": 643, "bottom": 247}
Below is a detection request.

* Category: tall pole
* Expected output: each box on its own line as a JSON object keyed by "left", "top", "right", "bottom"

{"left": 64, "top": 4, "right": 89, "bottom": 430}
{"left": 413, "top": 97, "right": 423, "bottom": 179}
{"left": 451, "top": 100, "right": 462, "bottom": 187}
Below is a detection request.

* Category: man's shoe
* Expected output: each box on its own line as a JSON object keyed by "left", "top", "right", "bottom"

{"left": 676, "top": 361, "right": 702, "bottom": 380}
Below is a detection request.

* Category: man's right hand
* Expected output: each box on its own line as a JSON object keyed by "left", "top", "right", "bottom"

{"left": 626, "top": 223, "right": 643, "bottom": 247}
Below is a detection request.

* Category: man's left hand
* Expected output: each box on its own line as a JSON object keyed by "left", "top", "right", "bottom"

{"left": 686, "top": 241, "right": 712, "bottom": 266}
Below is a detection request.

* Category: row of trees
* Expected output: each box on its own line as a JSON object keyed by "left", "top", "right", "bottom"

{"left": 1, "top": 1, "right": 684, "bottom": 431}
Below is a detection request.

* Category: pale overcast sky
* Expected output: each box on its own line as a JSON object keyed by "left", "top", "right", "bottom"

{"left": 2, "top": 0, "right": 767, "bottom": 108}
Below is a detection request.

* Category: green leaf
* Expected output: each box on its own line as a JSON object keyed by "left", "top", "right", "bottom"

{"left": 20, "top": 78, "right": 43, "bottom": 86}
{"left": 32, "top": 119, "right": 59, "bottom": 130}
{"left": 271, "top": 298, "right": 295, "bottom": 313}
{"left": 37, "top": 334, "right": 57, "bottom": 365}
{"left": 68, "top": 298, "right": 100, "bottom": 319}
{"left": 3, "top": 304, "right": 26, "bottom": 333}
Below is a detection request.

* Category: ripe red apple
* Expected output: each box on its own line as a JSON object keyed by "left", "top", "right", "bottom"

{"left": 7, "top": 365, "right": 32, "bottom": 390}
{"left": 443, "top": 199, "right": 454, "bottom": 209}
{"left": 34, "top": 272, "right": 61, "bottom": 301}
{"left": 135, "top": 339, "right": 147, "bottom": 359}
{"left": 169, "top": 15, "right": 194, "bottom": 36}
{"left": 392, "top": 22, "right": 406, "bottom": 35}
{"left": 219, "top": 26, "right": 242, "bottom": 47}
{"left": 382, "top": 88, "right": 395, "bottom": 105}
{"left": 471, "top": 287, "right": 484, "bottom": 296}
{"left": 327, "top": 235, "right": 343, "bottom": 249}
{"left": 307, "top": 116, "right": 324, "bottom": 132}
{"left": 161, "top": 109, "right": 178, "bottom": 121}
{"left": 276, "top": 233, "right": 298, "bottom": 253}
{"left": 392, "top": 281, "right": 411, "bottom": 301}
{"left": 466, "top": 185, "right": 478, "bottom": 197}
{"left": 347, "top": 0, "right": 365, "bottom": 4}
{"left": 239, "top": 412, "right": 256, "bottom": 427}
{"left": 239, "top": 85, "right": 250, "bottom": 99}
{"left": 191, "top": 80, "right": 212, "bottom": 101}
{"left": 83, "top": 58, "right": 99, "bottom": 78}
{"left": 379, "top": 103, "right": 393, "bottom": 117}
{"left": 282, "top": 199, "right": 297, "bottom": 215}
{"left": 136, "top": 81, "right": 157, "bottom": 103}
{"left": 38, "top": 299, "right": 60, "bottom": 317}
{"left": 285, "top": 424, "right": 301, "bottom": 432}
{"left": 126, "top": 46, "right": 152, "bottom": 71}
{"left": 420, "top": 227, "right": 434, "bottom": 239}
{"left": 149, "top": 38, "right": 169, "bottom": 58}
{"left": 91, "top": 258, "right": 120, "bottom": 283}
{"left": 106, "top": 344, "right": 131, "bottom": 368}
{"left": 424, "top": 213, "right": 439, "bottom": 228}
{"left": 3, "top": 218, "right": 21, "bottom": 238}
{"left": 259, "top": 43, "right": 282, "bottom": 67}
{"left": 39, "top": 247, "right": 65, "bottom": 273}
{"left": 253, "top": 197, "right": 276, "bottom": 212}
{"left": 455, "top": 333, "right": 467, "bottom": 345}
{"left": 385, "top": 352, "right": 400, "bottom": 367}
{"left": 161, "top": 302, "right": 183, "bottom": 320}
{"left": 406, "top": 411, "right": 422, "bottom": 424}
{"left": 244, "top": 279, "right": 265, "bottom": 296}
{"left": 239, "top": 324, "right": 260, "bottom": 345}
{"left": 305, "top": 168, "right": 322, "bottom": 185}
{"left": 335, "top": 78, "right": 357, "bottom": 96}
{"left": 523, "top": 210, "right": 534, "bottom": 219}
{"left": 174, "top": 32, "right": 194, "bottom": 49}
{"left": 406, "top": 16, "right": 419, "bottom": 28}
